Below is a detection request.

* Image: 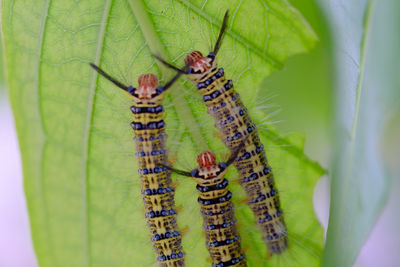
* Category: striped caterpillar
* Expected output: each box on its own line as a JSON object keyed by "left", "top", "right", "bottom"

{"left": 155, "top": 11, "right": 288, "bottom": 255}
{"left": 165, "top": 148, "right": 246, "bottom": 267}
{"left": 90, "top": 64, "right": 185, "bottom": 267}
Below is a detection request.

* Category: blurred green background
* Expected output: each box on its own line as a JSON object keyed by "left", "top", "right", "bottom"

{"left": 260, "top": 0, "right": 333, "bottom": 166}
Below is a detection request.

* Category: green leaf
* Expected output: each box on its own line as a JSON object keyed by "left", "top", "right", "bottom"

{"left": 321, "top": 0, "right": 397, "bottom": 266}
{"left": 2, "top": 0, "right": 324, "bottom": 266}
{"left": 260, "top": 0, "right": 334, "bottom": 166}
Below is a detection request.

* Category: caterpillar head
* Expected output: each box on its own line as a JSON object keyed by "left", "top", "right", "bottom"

{"left": 195, "top": 152, "right": 226, "bottom": 183}
{"left": 129, "top": 73, "right": 165, "bottom": 105}
{"left": 185, "top": 51, "right": 217, "bottom": 83}
{"left": 136, "top": 73, "right": 159, "bottom": 99}
{"left": 198, "top": 151, "right": 217, "bottom": 169}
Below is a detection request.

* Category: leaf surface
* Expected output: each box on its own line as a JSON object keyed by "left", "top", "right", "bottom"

{"left": 320, "top": 0, "right": 398, "bottom": 265}
{"left": 2, "top": 0, "right": 324, "bottom": 266}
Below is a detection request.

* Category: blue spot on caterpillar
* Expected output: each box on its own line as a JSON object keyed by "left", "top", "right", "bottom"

{"left": 89, "top": 63, "right": 185, "bottom": 266}
{"left": 164, "top": 149, "right": 246, "bottom": 267}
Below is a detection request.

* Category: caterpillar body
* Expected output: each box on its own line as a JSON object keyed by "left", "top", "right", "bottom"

{"left": 155, "top": 11, "right": 288, "bottom": 255}
{"left": 166, "top": 150, "right": 246, "bottom": 267}
{"left": 90, "top": 64, "right": 184, "bottom": 267}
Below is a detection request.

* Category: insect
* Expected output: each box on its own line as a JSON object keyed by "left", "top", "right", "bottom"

{"left": 90, "top": 63, "right": 185, "bottom": 267}
{"left": 164, "top": 146, "right": 246, "bottom": 267}
{"left": 154, "top": 11, "right": 288, "bottom": 255}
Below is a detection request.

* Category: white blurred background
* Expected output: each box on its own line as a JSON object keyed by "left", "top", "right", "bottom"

{"left": 0, "top": 96, "right": 37, "bottom": 267}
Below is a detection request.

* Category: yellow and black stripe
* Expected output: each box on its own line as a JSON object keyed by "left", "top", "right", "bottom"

{"left": 192, "top": 60, "right": 288, "bottom": 254}
{"left": 90, "top": 64, "right": 184, "bottom": 267}
{"left": 168, "top": 151, "right": 246, "bottom": 267}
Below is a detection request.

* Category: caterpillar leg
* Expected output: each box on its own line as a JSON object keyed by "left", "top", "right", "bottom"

{"left": 176, "top": 204, "right": 183, "bottom": 213}
{"left": 172, "top": 180, "right": 180, "bottom": 189}
{"left": 168, "top": 155, "right": 178, "bottom": 165}
{"left": 239, "top": 197, "right": 250, "bottom": 204}
{"left": 213, "top": 129, "right": 223, "bottom": 139}
{"left": 180, "top": 226, "right": 189, "bottom": 236}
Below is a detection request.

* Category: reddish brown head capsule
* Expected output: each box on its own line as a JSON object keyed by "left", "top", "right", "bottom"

{"left": 185, "top": 51, "right": 204, "bottom": 66}
{"left": 185, "top": 51, "right": 212, "bottom": 73}
{"left": 197, "top": 152, "right": 217, "bottom": 168}
{"left": 137, "top": 73, "right": 158, "bottom": 99}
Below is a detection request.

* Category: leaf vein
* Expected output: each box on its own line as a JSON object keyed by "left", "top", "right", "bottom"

{"left": 35, "top": 0, "right": 54, "bottom": 265}
{"left": 84, "top": 0, "right": 114, "bottom": 266}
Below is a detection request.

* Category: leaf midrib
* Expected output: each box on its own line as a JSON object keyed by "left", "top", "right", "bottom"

{"left": 84, "top": 0, "right": 113, "bottom": 266}
{"left": 341, "top": 0, "right": 375, "bottom": 222}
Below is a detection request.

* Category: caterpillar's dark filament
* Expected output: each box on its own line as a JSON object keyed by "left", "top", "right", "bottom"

{"left": 166, "top": 151, "right": 246, "bottom": 267}
{"left": 154, "top": 11, "right": 288, "bottom": 255}
{"left": 90, "top": 63, "right": 185, "bottom": 267}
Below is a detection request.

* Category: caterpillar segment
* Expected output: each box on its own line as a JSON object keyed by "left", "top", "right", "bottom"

{"left": 154, "top": 11, "right": 288, "bottom": 255}
{"left": 90, "top": 64, "right": 184, "bottom": 267}
{"left": 187, "top": 51, "right": 288, "bottom": 256}
{"left": 166, "top": 151, "right": 246, "bottom": 267}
